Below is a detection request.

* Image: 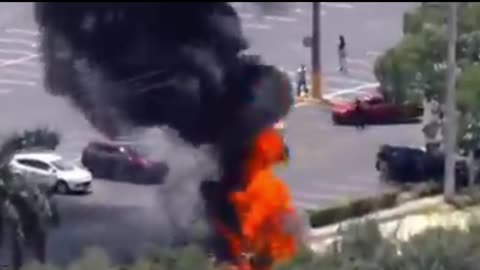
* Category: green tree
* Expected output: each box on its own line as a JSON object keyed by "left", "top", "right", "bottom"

{"left": 374, "top": 26, "right": 447, "bottom": 103}
{"left": 0, "top": 128, "right": 61, "bottom": 270}
{"left": 456, "top": 64, "right": 480, "bottom": 155}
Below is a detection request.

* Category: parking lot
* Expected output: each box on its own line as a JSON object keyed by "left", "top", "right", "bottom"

{"left": 0, "top": 2, "right": 423, "bottom": 265}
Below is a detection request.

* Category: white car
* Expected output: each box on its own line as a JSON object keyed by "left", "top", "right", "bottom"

{"left": 10, "top": 152, "right": 93, "bottom": 194}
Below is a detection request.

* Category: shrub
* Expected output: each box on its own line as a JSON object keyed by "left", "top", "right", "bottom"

{"left": 18, "top": 215, "right": 480, "bottom": 270}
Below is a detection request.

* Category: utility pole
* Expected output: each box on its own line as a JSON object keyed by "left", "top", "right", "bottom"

{"left": 311, "top": 2, "right": 322, "bottom": 100}
{"left": 444, "top": 2, "right": 458, "bottom": 201}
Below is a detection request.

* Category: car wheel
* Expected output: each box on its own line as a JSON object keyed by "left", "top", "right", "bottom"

{"left": 54, "top": 180, "right": 70, "bottom": 194}
{"left": 378, "top": 161, "right": 391, "bottom": 182}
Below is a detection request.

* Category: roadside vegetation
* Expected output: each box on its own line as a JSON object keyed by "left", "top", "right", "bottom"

{"left": 375, "top": 2, "right": 480, "bottom": 153}
{"left": 11, "top": 217, "right": 480, "bottom": 270}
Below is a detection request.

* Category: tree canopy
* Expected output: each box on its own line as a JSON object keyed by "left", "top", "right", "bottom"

{"left": 375, "top": 2, "right": 480, "bottom": 150}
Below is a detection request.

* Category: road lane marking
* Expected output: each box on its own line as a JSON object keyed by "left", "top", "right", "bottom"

{"left": 0, "top": 38, "right": 37, "bottom": 48}
{"left": 265, "top": 15, "right": 297, "bottom": 23}
{"left": 324, "top": 82, "right": 380, "bottom": 99}
{"left": 5, "top": 28, "right": 39, "bottom": 36}
{"left": 0, "top": 54, "right": 40, "bottom": 68}
{"left": 243, "top": 23, "right": 272, "bottom": 30}
{"left": 321, "top": 2, "right": 354, "bottom": 9}
{"left": 0, "top": 79, "right": 36, "bottom": 86}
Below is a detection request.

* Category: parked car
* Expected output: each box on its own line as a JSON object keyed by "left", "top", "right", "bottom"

{"left": 10, "top": 152, "right": 93, "bottom": 194}
{"left": 81, "top": 141, "right": 168, "bottom": 184}
{"left": 332, "top": 94, "right": 424, "bottom": 125}
{"left": 375, "top": 144, "right": 472, "bottom": 189}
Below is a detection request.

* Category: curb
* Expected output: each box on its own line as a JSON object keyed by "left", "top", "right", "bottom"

{"left": 308, "top": 195, "right": 444, "bottom": 242}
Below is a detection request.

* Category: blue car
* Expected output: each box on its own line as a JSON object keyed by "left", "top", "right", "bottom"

{"left": 375, "top": 144, "right": 470, "bottom": 189}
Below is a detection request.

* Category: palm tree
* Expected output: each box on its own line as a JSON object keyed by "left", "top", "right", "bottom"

{"left": 0, "top": 128, "right": 61, "bottom": 270}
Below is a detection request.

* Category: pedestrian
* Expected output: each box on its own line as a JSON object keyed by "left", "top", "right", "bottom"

{"left": 296, "top": 64, "right": 308, "bottom": 97}
{"left": 354, "top": 98, "right": 366, "bottom": 129}
{"left": 338, "top": 35, "right": 348, "bottom": 73}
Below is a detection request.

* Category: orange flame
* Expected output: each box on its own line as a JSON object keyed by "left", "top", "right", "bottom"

{"left": 221, "top": 127, "right": 297, "bottom": 270}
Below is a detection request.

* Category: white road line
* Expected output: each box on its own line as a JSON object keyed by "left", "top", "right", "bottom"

{"left": 1, "top": 68, "right": 41, "bottom": 79}
{"left": 0, "top": 54, "right": 40, "bottom": 68}
{"left": 0, "top": 38, "right": 37, "bottom": 48}
{"left": 265, "top": 15, "right": 297, "bottom": 23}
{"left": 0, "top": 48, "right": 36, "bottom": 56}
{"left": 321, "top": 2, "right": 354, "bottom": 9}
{"left": 294, "top": 8, "right": 304, "bottom": 14}
{"left": 243, "top": 23, "right": 272, "bottom": 30}
{"left": 0, "top": 79, "right": 36, "bottom": 86}
{"left": 5, "top": 28, "right": 39, "bottom": 36}
{"left": 324, "top": 82, "right": 380, "bottom": 99}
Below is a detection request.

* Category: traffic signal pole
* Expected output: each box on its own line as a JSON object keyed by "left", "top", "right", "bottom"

{"left": 311, "top": 2, "right": 322, "bottom": 100}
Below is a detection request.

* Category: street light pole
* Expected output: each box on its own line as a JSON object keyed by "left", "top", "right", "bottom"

{"left": 444, "top": 2, "right": 458, "bottom": 201}
{"left": 311, "top": 2, "right": 322, "bottom": 100}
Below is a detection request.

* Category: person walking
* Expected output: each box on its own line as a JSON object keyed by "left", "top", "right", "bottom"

{"left": 296, "top": 64, "right": 308, "bottom": 97}
{"left": 354, "top": 98, "right": 366, "bottom": 129}
{"left": 338, "top": 35, "right": 348, "bottom": 73}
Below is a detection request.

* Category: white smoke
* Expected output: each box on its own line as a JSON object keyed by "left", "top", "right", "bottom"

{"left": 134, "top": 127, "right": 221, "bottom": 244}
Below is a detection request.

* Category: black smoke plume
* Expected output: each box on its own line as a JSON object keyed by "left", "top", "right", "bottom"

{"left": 34, "top": 2, "right": 293, "bottom": 262}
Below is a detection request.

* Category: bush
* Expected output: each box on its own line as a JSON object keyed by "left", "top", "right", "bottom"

{"left": 308, "top": 183, "right": 444, "bottom": 229}
{"left": 279, "top": 217, "right": 480, "bottom": 270}
{"left": 309, "top": 192, "right": 399, "bottom": 228}
{"left": 17, "top": 215, "right": 480, "bottom": 270}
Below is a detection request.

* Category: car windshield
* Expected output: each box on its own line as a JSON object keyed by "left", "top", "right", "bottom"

{"left": 51, "top": 159, "right": 75, "bottom": 171}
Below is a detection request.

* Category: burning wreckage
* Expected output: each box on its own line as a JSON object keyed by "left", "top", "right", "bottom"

{"left": 34, "top": 3, "right": 304, "bottom": 269}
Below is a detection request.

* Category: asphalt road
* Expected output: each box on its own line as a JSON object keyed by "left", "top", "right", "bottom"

{"left": 0, "top": 2, "right": 424, "bottom": 265}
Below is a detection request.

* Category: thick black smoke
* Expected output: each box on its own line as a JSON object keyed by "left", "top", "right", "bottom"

{"left": 35, "top": 2, "right": 292, "bottom": 262}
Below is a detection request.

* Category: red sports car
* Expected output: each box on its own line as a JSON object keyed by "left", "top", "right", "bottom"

{"left": 331, "top": 93, "right": 423, "bottom": 125}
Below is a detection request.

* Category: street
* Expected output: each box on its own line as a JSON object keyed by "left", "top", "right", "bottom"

{"left": 0, "top": 2, "right": 423, "bottom": 265}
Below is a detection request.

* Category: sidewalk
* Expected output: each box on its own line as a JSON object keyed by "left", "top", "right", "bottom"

{"left": 308, "top": 196, "right": 480, "bottom": 253}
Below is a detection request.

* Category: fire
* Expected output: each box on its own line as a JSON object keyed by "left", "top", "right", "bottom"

{"left": 220, "top": 127, "right": 297, "bottom": 270}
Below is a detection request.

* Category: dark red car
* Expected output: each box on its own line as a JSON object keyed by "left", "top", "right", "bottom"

{"left": 81, "top": 141, "right": 168, "bottom": 184}
{"left": 331, "top": 93, "right": 423, "bottom": 125}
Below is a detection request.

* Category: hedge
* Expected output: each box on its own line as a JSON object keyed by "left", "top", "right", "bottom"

{"left": 308, "top": 183, "right": 442, "bottom": 228}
